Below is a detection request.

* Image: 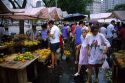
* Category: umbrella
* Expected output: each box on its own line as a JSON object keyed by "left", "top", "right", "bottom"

{"left": 63, "top": 13, "right": 86, "bottom": 21}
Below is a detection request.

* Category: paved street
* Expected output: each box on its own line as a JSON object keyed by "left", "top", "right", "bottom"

{"left": 32, "top": 55, "right": 108, "bottom": 83}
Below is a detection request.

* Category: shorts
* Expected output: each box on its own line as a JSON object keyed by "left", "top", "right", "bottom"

{"left": 50, "top": 42, "right": 60, "bottom": 53}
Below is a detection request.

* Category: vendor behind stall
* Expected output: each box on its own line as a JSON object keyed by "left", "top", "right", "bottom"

{"left": 0, "top": 24, "right": 5, "bottom": 41}
{"left": 40, "top": 23, "right": 49, "bottom": 48}
{"left": 26, "top": 25, "right": 39, "bottom": 40}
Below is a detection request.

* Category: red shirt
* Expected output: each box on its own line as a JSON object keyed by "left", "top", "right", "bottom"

{"left": 120, "top": 27, "right": 125, "bottom": 39}
{"left": 71, "top": 24, "right": 76, "bottom": 35}
{"left": 59, "top": 35, "right": 63, "bottom": 46}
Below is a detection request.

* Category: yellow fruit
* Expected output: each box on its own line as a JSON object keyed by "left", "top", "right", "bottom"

{"left": 64, "top": 50, "right": 71, "bottom": 57}
{"left": 35, "top": 49, "right": 51, "bottom": 61}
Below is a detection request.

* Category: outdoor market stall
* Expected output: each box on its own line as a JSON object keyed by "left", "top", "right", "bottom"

{"left": 0, "top": 53, "right": 39, "bottom": 83}
{"left": 112, "top": 50, "right": 125, "bottom": 83}
{"left": 0, "top": 1, "right": 63, "bottom": 83}
{"left": 107, "top": 11, "right": 125, "bottom": 21}
{"left": 0, "top": 36, "right": 51, "bottom": 83}
{"left": 90, "top": 13, "right": 112, "bottom": 23}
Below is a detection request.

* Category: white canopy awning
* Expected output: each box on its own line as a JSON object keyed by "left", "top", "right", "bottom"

{"left": 0, "top": 7, "right": 63, "bottom": 20}
{"left": 90, "top": 13, "right": 112, "bottom": 20}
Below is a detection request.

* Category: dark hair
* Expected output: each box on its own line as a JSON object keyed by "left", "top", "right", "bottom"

{"left": 64, "top": 23, "right": 67, "bottom": 26}
{"left": 32, "top": 24, "right": 36, "bottom": 28}
{"left": 0, "top": 24, "right": 4, "bottom": 27}
{"left": 111, "top": 20, "right": 115, "bottom": 24}
{"left": 48, "top": 20, "right": 54, "bottom": 25}
{"left": 89, "top": 22, "right": 93, "bottom": 26}
{"left": 42, "top": 23, "right": 47, "bottom": 29}
{"left": 91, "top": 25, "right": 99, "bottom": 32}
{"left": 79, "top": 21, "right": 83, "bottom": 25}
{"left": 122, "top": 22, "right": 125, "bottom": 27}
{"left": 83, "top": 22, "right": 86, "bottom": 25}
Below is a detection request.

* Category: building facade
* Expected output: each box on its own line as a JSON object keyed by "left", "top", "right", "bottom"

{"left": 86, "top": 0, "right": 101, "bottom": 14}
{"left": 101, "top": 0, "right": 125, "bottom": 12}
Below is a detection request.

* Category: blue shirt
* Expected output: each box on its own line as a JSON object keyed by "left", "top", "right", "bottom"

{"left": 41, "top": 29, "right": 48, "bottom": 40}
{"left": 75, "top": 26, "right": 82, "bottom": 45}
{"left": 62, "top": 26, "right": 68, "bottom": 39}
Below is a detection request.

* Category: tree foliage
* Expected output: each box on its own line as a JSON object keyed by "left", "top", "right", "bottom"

{"left": 106, "top": 9, "right": 114, "bottom": 12}
{"left": 107, "top": 4, "right": 125, "bottom": 12}
{"left": 114, "top": 4, "right": 125, "bottom": 11}
{"left": 43, "top": 0, "right": 93, "bottom": 14}
{"left": 8, "top": 0, "right": 27, "bottom": 9}
{"left": 43, "top": 0, "right": 55, "bottom": 7}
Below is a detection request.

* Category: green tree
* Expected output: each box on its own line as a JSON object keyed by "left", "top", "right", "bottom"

{"left": 8, "top": 0, "right": 27, "bottom": 34}
{"left": 43, "top": 0, "right": 92, "bottom": 14}
{"left": 106, "top": 9, "right": 114, "bottom": 12}
{"left": 114, "top": 4, "right": 125, "bottom": 11}
{"left": 43, "top": 0, "right": 55, "bottom": 7}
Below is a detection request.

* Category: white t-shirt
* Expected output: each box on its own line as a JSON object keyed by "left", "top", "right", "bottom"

{"left": 107, "top": 24, "right": 115, "bottom": 38}
{"left": 100, "top": 27, "right": 107, "bottom": 38}
{"left": 88, "top": 33, "right": 111, "bottom": 64}
{"left": 50, "top": 25, "right": 60, "bottom": 44}
{"left": 83, "top": 26, "right": 89, "bottom": 31}
{"left": 80, "top": 34, "right": 90, "bottom": 48}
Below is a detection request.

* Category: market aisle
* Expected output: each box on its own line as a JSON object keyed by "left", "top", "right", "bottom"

{"left": 33, "top": 56, "right": 87, "bottom": 83}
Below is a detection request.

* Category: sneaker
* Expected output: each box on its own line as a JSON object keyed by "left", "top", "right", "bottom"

{"left": 74, "top": 72, "right": 80, "bottom": 76}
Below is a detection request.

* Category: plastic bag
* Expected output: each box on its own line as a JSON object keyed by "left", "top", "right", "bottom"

{"left": 62, "top": 55, "right": 66, "bottom": 60}
{"left": 102, "top": 59, "right": 109, "bottom": 69}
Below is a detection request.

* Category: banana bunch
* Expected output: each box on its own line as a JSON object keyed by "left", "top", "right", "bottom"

{"left": 23, "top": 52, "right": 34, "bottom": 60}
{"left": 0, "top": 42, "right": 4, "bottom": 46}
{"left": 13, "top": 52, "right": 34, "bottom": 61}
{"left": 24, "top": 40, "right": 39, "bottom": 46}
{"left": 35, "top": 49, "right": 51, "bottom": 61}
{"left": 4, "top": 41, "right": 14, "bottom": 46}
{"left": 13, "top": 55, "right": 24, "bottom": 61}
{"left": 64, "top": 50, "right": 71, "bottom": 57}
{"left": 0, "top": 58, "right": 5, "bottom": 63}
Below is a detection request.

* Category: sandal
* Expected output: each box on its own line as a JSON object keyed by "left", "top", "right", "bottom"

{"left": 85, "top": 80, "right": 90, "bottom": 83}
{"left": 75, "top": 61, "right": 78, "bottom": 64}
{"left": 94, "top": 79, "right": 98, "bottom": 83}
{"left": 48, "top": 65, "right": 54, "bottom": 68}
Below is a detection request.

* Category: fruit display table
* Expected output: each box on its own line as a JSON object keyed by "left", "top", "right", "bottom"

{"left": 112, "top": 50, "right": 125, "bottom": 83}
{"left": 0, "top": 54, "right": 39, "bottom": 83}
{"left": 0, "top": 45, "right": 7, "bottom": 54}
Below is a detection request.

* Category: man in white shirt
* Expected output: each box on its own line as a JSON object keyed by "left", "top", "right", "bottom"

{"left": 48, "top": 20, "right": 60, "bottom": 68}
{"left": 107, "top": 20, "right": 115, "bottom": 45}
